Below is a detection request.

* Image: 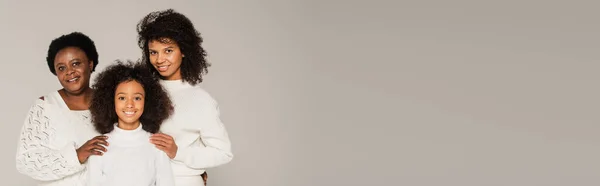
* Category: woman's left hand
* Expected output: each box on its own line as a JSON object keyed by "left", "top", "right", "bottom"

{"left": 150, "top": 133, "right": 178, "bottom": 159}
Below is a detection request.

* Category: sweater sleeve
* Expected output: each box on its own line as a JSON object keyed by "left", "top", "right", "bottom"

{"left": 15, "top": 99, "right": 84, "bottom": 181}
{"left": 156, "top": 150, "right": 175, "bottom": 186}
{"left": 172, "top": 96, "right": 233, "bottom": 169}
{"left": 86, "top": 155, "right": 103, "bottom": 186}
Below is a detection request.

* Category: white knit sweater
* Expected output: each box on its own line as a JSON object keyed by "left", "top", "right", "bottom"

{"left": 16, "top": 91, "right": 99, "bottom": 186}
{"left": 159, "top": 80, "right": 233, "bottom": 185}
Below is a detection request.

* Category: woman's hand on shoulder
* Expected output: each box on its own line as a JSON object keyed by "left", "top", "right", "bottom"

{"left": 150, "top": 133, "right": 178, "bottom": 159}
{"left": 76, "top": 135, "right": 108, "bottom": 163}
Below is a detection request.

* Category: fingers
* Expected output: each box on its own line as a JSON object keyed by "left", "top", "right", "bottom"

{"left": 92, "top": 138, "right": 109, "bottom": 147}
{"left": 154, "top": 144, "right": 176, "bottom": 159}
{"left": 154, "top": 144, "right": 167, "bottom": 151}
{"left": 86, "top": 136, "right": 109, "bottom": 147}
{"left": 151, "top": 133, "right": 174, "bottom": 141}
{"left": 82, "top": 136, "right": 109, "bottom": 155}
{"left": 89, "top": 148, "right": 104, "bottom": 155}
{"left": 91, "top": 143, "right": 108, "bottom": 152}
{"left": 154, "top": 144, "right": 173, "bottom": 156}
{"left": 85, "top": 139, "right": 108, "bottom": 153}
{"left": 150, "top": 134, "right": 177, "bottom": 158}
{"left": 76, "top": 145, "right": 104, "bottom": 161}
{"left": 93, "top": 135, "right": 108, "bottom": 140}
{"left": 81, "top": 143, "right": 107, "bottom": 155}
{"left": 149, "top": 137, "right": 168, "bottom": 144}
{"left": 150, "top": 137, "right": 174, "bottom": 148}
{"left": 152, "top": 133, "right": 172, "bottom": 139}
{"left": 150, "top": 138, "right": 169, "bottom": 147}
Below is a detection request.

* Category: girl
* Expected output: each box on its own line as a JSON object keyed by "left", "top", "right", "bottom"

{"left": 87, "top": 61, "right": 175, "bottom": 186}
{"left": 137, "top": 9, "right": 233, "bottom": 186}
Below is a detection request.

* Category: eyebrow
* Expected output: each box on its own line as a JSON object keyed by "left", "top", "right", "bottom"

{"left": 116, "top": 92, "right": 145, "bottom": 96}
{"left": 54, "top": 58, "right": 82, "bottom": 67}
{"left": 149, "top": 46, "right": 175, "bottom": 50}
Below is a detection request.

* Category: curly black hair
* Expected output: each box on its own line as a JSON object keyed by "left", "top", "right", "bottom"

{"left": 137, "top": 9, "right": 210, "bottom": 85}
{"left": 89, "top": 60, "right": 173, "bottom": 134}
{"left": 46, "top": 32, "right": 99, "bottom": 75}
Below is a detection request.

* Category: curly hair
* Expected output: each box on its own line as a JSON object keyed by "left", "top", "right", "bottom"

{"left": 89, "top": 60, "right": 173, "bottom": 134}
{"left": 46, "top": 32, "right": 99, "bottom": 75}
{"left": 137, "top": 9, "right": 210, "bottom": 85}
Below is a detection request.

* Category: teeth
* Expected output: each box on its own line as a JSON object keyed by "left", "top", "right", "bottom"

{"left": 67, "top": 77, "right": 79, "bottom": 82}
{"left": 158, "top": 66, "right": 168, "bottom": 70}
{"left": 124, "top": 111, "right": 135, "bottom": 115}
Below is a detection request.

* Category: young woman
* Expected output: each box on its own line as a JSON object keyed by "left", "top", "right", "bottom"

{"left": 87, "top": 61, "right": 175, "bottom": 186}
{"left": 137, "top": 9, "right": 233, "bottom": 186}
{"left": 16, "top": 32, "right": 108, "bottom": 186}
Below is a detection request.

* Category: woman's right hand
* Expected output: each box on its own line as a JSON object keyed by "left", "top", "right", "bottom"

{"left": 76, "top": 136, "right": 109, "bottom": 164}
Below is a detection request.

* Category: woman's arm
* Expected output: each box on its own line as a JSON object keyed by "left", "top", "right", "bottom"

{"left": 172, "top": 100, "right": 233, "bottom": 169}
{"left": 15, "top": 100, "right": 84, "bottom": 181}
{"left": 151, "top": 92, "right": 234, "bottom": 169}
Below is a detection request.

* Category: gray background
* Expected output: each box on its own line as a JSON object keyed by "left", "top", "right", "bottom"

{"left": 1, "top": 0, "right": 599, "bottom": 185}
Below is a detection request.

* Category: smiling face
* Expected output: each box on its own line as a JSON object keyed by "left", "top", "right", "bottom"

{"left": 114, "top": 80, "right": 145, "bottom": 128}
{"left": 148, "top": 38, "right": 184, "bottom": 80}
{"left": 53, "top": 47, "right": 94, "bottom": 95}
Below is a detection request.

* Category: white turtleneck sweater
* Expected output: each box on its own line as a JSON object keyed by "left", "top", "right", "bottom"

{"left": 159, "top": 80, "right": 233, "bottom": 185}
{"left": 86, "top": 124, "right": 175, "bottom": 186}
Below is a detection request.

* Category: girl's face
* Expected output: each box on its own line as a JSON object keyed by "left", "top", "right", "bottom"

{"left": 148, "top": 38, "right": 184, "bottom": 80}
{"left": 53, "top": 47, "right": 94, "bottom": 95}
{"left": 115, "top": 80, "right": 145, "bottom": 126}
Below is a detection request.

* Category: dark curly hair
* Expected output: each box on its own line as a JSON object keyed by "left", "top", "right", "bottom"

{"left": 89, "top": 60, "right": 173, "bottom": 134}
{"left": 46, "top": 32, "right": 99, "bottom": 75}
{"left": 137, "top": 9, "right": 210, "bottom": 85}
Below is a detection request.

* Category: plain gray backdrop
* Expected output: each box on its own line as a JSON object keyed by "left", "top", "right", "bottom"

{"left": 1, "top": 0, "right": 599, "bottom": 185}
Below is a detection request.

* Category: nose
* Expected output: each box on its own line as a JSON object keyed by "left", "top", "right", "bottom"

{"left": 66, "top": 66, "right": 75, "bottom": 75}
{"left": 126, "top": 99, "right": 134, "bottom": 108}
{"left": 156, "top": 53, "right": 167, "bottom": 64}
